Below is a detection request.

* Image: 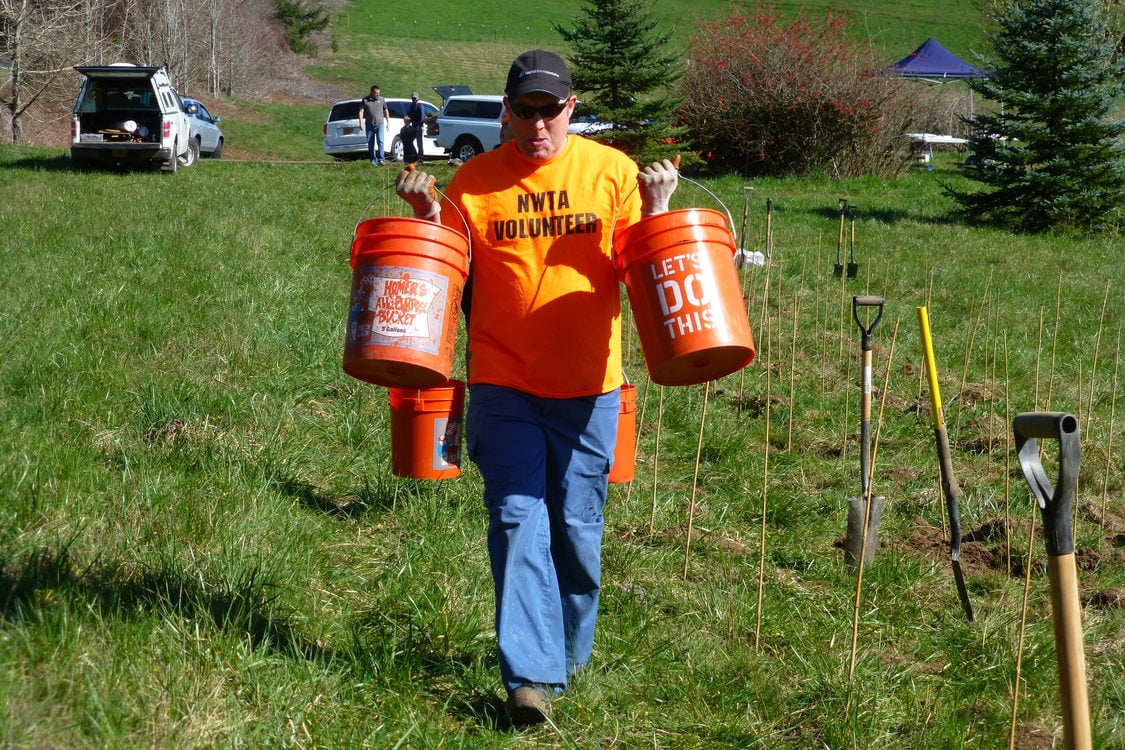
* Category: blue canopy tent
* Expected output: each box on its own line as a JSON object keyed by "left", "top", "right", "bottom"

{"left": 888, "top": 37, "right": 990, "bottom": 81}
{"left": 888, "top": 38, "right": 990, "bottom": 162}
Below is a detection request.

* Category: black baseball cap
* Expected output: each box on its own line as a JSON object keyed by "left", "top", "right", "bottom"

{"left": 505, "top": 50, "right": 572, "bottom": 100}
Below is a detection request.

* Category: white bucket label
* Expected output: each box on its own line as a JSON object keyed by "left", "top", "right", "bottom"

{"left": 433, "top": 416, "right": 462, "bottom": 470}
{"left": 348, "top": 265, "right": 449, "bottom": 354}
{"left": 647, "top": 251, "right": 719, "bottom": 340}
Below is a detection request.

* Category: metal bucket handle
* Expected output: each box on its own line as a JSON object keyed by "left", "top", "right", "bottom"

{"left": 352, "top": 173, "right": 473, "bottom": 260}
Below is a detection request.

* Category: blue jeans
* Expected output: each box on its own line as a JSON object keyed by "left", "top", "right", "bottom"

{"left": 465, "top": 384, "right": 619, "bottom": 693}
{"left": 366, "top": 123, "right": 385, "bottom": 162}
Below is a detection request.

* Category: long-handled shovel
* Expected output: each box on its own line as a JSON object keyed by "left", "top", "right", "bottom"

{"left": 844, "top": 295, "right": 885, "bottom": 568}
{"left": 1012, "top": 412, "right": 1090, "bottom": 750}
{"left": 764, "top": 197, "right": 773, "bottom": 260}
{"left": 846, "top": 205, "right": 858, "bottom": 279}
{"left": 917, "top": 306, "right": 974, "bottom": 621}
{"left": 833, "top": 197, "right": 848, "bottom": 278}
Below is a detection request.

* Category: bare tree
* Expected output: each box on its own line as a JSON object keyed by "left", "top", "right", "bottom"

{"left": 0, "top": 0, "right": 106, "bottom": 142}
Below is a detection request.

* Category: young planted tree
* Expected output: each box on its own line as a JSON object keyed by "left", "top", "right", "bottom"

{"left": 553, "top": 0, "right": 684, "bottom": 165}
{"left": 951, "top": 0, "right": 1125, "bottom": 234}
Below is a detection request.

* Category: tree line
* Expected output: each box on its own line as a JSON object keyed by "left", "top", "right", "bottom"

{"left": 0, "top": 0, "right": 331, "bottom": 142}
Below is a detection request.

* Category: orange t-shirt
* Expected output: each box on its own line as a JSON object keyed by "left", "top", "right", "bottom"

{"left": 441, "top": 136, "right": 642, "bottom": 398}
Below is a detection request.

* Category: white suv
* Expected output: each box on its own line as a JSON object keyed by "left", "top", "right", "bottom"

{"left": 323, "top": 97, "right": 440, "bottom": 161}
{"left": 70, "top": 64, "right": 193, "bottom": 173}
{"left": 434, "top": 94, "right": 614, "bottom": 162}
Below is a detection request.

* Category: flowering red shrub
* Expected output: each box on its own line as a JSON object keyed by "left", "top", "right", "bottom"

{"left": 678, "top": 4, "right": 933, "bottom": 177}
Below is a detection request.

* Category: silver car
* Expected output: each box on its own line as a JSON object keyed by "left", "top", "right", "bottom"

{"left": 182, "top": 97, "right": 224, "bottom": 158}
{"left": 322, "top": 97, "right": 440, "bottom": 162}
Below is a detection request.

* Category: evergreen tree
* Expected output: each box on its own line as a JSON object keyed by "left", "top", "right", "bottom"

{"left": 553, "top": 0, "right": 685, "bottom": 165}
{"left": 950, "top": 0, "right": 1125, "bottom": 234}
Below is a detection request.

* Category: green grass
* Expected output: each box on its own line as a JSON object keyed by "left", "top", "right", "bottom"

{"left": 315, "top": 0, "right": 989, "bottom": 106}
{"left": 1, "top": 144, "right": 1122, "bottom": 747}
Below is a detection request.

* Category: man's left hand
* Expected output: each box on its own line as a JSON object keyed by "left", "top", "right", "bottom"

{"left": 638, "top": 156, "right": 680, "bottom": 216}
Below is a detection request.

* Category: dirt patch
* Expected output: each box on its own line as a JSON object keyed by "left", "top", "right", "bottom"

{"left": 1013, "top": 722, "right": 1056, "bottom": 750}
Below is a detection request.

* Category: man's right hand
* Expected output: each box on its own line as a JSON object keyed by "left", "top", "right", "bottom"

{"left": 396, "top": 164, "right": 441, "bottom": 220}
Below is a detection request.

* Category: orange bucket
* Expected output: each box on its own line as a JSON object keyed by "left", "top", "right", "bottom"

{"left": 615, "top": 208, "right": 755, "bottom": 386}
{"left": 609, "top": 383, "right": 637, "bottom": 484}
{"left": 344, "top": 217, "right": 469, "bottom": 388}
{"left": 388, "top": 379, "right": 465, "bottom": 479}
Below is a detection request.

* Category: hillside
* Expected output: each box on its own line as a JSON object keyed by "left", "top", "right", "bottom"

{"left": 8, "top": 0, "right": 991, "bottom": 155}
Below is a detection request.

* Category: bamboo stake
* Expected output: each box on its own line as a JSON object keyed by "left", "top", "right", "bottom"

{"left": 754, "top": 307, "right": 773, "bottom": 652}
{"left": 955, "top": 270, "right": 992, "bottom": 430}
{"left": 624, "top": 378, "right": 652, "bottom": 511}
{"left": 1004, "top": 331, "right": 1012, "bottom": 576}
{"left": 1046, "top": 272, "right": 1062, "bottom": 410}
{"left": 648, "top": 385, "right": 664, "bottom": 536}
{"left": 1008, "top": 506, "right": 1038, "bottom": 750}
{"left": 1085, "top": 280, "right": 1111, "bottom": 441}
{"left": 1035, "top": 308, "right": 1045, "bottom": 410}
{"left": 788, "top": 291, "right": 800, "bottom": 450}
{"left": 1101, "top": 325, "right": 1120, "bottom": 535}
{"left": 683, "top": 382, "right": 710, "bottom": 580}
{"left": 988, "top": 288, "right": 999, "bottom": 462}
{"left": 848, "top": 318, "right": 899, "bottom": 682}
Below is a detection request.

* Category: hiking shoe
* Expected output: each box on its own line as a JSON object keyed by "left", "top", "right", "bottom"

{"left": 506, "top": 684, "right": 552, "bottom": 726}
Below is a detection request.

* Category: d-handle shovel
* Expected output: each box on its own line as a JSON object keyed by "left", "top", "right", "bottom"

{"left": 844, "top": 295, "right": 886, "bottom": 569}
{"left": 917, "top": 306, "right": 973, "bottom": 621}
{"left": 1013, "top": 412, "right": 1090, "bottom": 750}
{"left": 834, "top": 197, "right": 848, "bottom": 278}
{"left": 846, "top": 205, "right": 858, "bottom": 279}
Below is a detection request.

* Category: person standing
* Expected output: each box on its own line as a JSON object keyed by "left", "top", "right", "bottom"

{"left": 359, "top": 85, "right": 389, "bottom": 164}
{"left": 396, "top": 50, "right": 678, "bottom": 727}
{"left": 407, "top": 92, "right": 426, "bottom": 163}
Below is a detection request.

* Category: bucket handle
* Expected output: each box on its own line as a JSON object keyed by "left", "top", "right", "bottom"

{"left": 352, "top": 174, "right": 473, "bottom": 259}
{"left": 610, "top": 171, "right": 738, "bottom": 263}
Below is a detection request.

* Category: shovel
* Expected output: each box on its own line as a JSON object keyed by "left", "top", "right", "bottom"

{"left": 846, "top": 205, "right": 858, "bottom": 279}
{"left": 833, "top": 197, "right": 847, "bottom": 278}
{"left": 844, "top": 295, "right": 885, "bottom": 569}
{"left": 917, "top": 306, "right": 974, "bottom": 621}
{"left": 1013, "top": 412, "right": 1090, "bottom": 750}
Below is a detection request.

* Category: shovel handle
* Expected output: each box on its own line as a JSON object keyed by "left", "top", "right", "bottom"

{"left": 852, "top": 296, "right": 885, "bottom": 349}
{"left": 1013, "top": 412, "right": 1080, "bottom": 556}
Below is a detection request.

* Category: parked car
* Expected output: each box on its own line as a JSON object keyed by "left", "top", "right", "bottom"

{"left": 182, "top": 97, "right": 224, "bottom": 158}
{"left": 433, "top": 94, "right": 613, "bottom": 162}
{"left": 322, "top": 97, "right": 440, "bottom": 161}
{"left": 70, "top": 63, "right": 194, "bottom": 173}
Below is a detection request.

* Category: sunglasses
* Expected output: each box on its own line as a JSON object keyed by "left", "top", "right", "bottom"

{"left": 508, "top": 99, "right": 569, "bottom": 121}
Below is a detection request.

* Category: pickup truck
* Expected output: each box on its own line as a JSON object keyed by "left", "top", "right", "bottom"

{"left": 70, "top": 64, "right": 195, "bottom": 173}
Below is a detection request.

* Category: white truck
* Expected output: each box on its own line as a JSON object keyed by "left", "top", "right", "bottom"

{"left": 70, "top": 64, "right": 195, "bottom": 173}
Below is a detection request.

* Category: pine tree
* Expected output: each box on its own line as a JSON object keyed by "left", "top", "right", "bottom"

{"left": 553, "top": 0, "right": 685, "bottom": 164}
{"left": 950, "top": 0, "right": 1125, "bottom": 234}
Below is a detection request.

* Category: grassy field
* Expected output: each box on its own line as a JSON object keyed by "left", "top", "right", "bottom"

{"left": 0, "top": 143, "right": 1121, "bottom": 747}
{"left": 2, "top": 0, "right": 1123, "bottom": 747}
{"left": 308, "top": 0, "right": 988, "bottom": 116}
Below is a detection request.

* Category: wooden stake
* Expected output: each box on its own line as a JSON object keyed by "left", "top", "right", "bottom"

{"left": 1004, "top": 331, "right": 1012, "bottom": 576}
{"left": 1035, "top": 308, "right": 1045, "bottom": 410}
{"left": 1085, "top": 281, "right": 1111, "bottom": 441}
{"left": 955, "top": 270, "right": 992, "bottom": 430}
{"left": 787, "top": 291, "right": 800, "bottom": 451}
{"left": 648, "top": 385, "right": 664, "bottom": 536}
{"left": 683, "top": 382, "right": 710, "bottom": 580}
{"left": 1046, "top": 273, "right": 1062, "bottom": 410}
{"left": 1101, "top": 325, "right": 1120, "bottom": 535}
{"left": 1008, "top": 506, "right": 1038, "bottom": 750}
{"left": 754, "top": 308, "right": 773, "bottom": 652}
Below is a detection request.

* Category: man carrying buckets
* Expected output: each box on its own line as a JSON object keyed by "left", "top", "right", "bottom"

{"left": 396, "top": 50, "right": 679, "bottom": 726}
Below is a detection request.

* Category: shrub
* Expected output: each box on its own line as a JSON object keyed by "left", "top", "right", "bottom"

{"left": 677, "top": 4, "right": 943, "bottom": 178}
